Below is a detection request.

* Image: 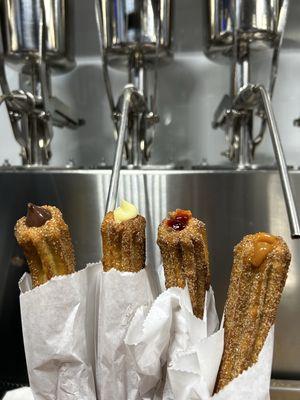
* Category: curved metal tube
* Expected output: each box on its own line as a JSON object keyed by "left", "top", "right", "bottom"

{"left": 257, "top": 85, "right": 300, "bottom": 238}
{"left": 252, "top": 0, "right": 289, "bottom": 154}
{"left": 94, "top": 0, "right": 116, "bottom": 122}
{"left": 105, "top": 85, "right": 147, "bottom": 213}
{"left": 234, "top": 84, "right": 300, "bottom": 238}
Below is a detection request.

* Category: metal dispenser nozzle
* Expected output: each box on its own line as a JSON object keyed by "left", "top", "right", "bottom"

{"left": 207, "top": 0, "right": 289, "bottom": 166}
{"left": 0, "top": 0, "right": 83, "bottom": 166}
{"left": 95, "top": 0, "right": 172, "bottom": 168}
{"left": 206, "top": 0, "right": 300, "bottom": 238}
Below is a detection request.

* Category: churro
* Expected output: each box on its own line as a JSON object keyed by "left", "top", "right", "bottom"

{"left": 101, "top": 200, "right": 146, "bottom": 272}
{"left": 157, "top": 209, "right": 210, "bottom": 318}
{"left": 214, "top": 232, "right": 291, "bottom": 393}
{"left": 15, "top": 203, "right": 75, "bottom": 287}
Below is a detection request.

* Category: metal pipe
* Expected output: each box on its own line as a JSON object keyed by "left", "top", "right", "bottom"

{"left": 1, "top": 0, "right": 79, "bottom": 165}
{"left": 232, "top": 56, "right": 252, "bottom": 168}
{"left": 105, "top": 85, "right": 146, "bottom": 213}
{"left": 105, "top": 89, "right": 131, "bottom": 213}
{"left": 128, "top": 54, "right": 146, "bottom": 166}
{"left": 257, "top": 85, "right": 300, "bottom": 238}
{"left": 253, "top": 0, "right": 289, "bottom": 154}
{"left": 94, "top": 0, "right": 116, "bottom": 121}
{"left": 0, "top": 24, "right": 24, "bottom": 149}
{"left": 20, "top": 0, "right": 52, "bottom": 166}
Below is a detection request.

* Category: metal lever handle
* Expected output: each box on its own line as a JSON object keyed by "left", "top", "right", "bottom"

{"left": 212, "top": 94, "right": 232, "bottom": 129}
{"left": 47, "top": 97, "right": 84, "bottom": 129}
{"left": 258, "top": 85, "right": 300, "bottom": 238}
{"left": 105, "top": 85, "right": 147, "bottom": 213}
{"left": 235, "top": 84, "right": 300, "bottom": 238}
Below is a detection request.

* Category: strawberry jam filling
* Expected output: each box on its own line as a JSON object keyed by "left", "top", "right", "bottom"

{"left": 167, "top": 209, "right": 192, "bottom": 231}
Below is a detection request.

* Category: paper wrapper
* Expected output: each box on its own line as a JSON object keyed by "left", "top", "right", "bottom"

{"left": 168, "top": 325, "right": 274, "bottom": 400}
{"left": 19, "top": 264, "right": 98, "bottom": 400}
{"left": 125, "top": 282, "right": 219, "bottom": 398}
{"left": 3, "top": 387, "right": 34, "bottom": 400}
{"left": 95, "top": 263, "right": 156, "bottom": 400}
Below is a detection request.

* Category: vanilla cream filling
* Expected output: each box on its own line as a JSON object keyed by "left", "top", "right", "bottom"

{"left": 114, "top": 200, "right": 138, "bottom": 223}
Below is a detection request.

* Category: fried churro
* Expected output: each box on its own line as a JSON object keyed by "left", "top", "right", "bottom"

{"left": 214, "top": 232, "right": 291, "bottom": 393}
{"left": 101, "top": 200, "right": 146, "bottom": 272}
{"left": 157, "top": 209, "right": 210, "bottom": 319}
{"left": 14, "top": 203, "right": 75, "bottom": 287}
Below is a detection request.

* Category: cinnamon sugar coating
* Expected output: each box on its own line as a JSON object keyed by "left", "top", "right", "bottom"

{"left": 214, "top": 233, "right": 291, "bottom": 393}
{"left": 157, "top": 211, "right": 210, "bottom": 319}
{"left": 101, "top": 211, "right": 146, "bottom": 272}
{"left": 15, "top": 205, "right": 75, "bottom": 287}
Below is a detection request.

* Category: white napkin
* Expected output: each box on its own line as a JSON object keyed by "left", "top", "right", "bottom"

{"left": 95, "top": 263, "right": 155, "bottom": 400}
{"left": 2, "top": 387, "right": 34, "bottom": 400}
{"left": 19, "top": 264, "right": 99, "bottom": 400}
{"left": 125, "top": 284, "right": 219, "bottom": 398}
{"left": 168, "top": 326, "right": 274, "bottom": 400}
{"left": 167, "top": 328, "right": 224, "bottom": 399}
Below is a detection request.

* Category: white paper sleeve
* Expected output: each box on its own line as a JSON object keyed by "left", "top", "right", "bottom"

{"left": 213, "top": 326, "right": 274, "bottom": 400}
{"left": 168, "top": 326, "right": 274, "bottom": 400}
{"left": 95, "top": 263, "right": 155, "bottom": 400}
{"left": 3, "top": 387, "right": 34, "bottom": 400}
{"left": 125, "top": 284, "right": 219, "bottom": 398}
{"left": 19, "top": 263, "right": 99, "bottom": 400}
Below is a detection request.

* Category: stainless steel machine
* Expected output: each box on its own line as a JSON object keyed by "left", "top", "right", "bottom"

{"left": 95, "top": 0, "right": 171, "bottom": 167}
{"left": 206, "top": 0, "right": 289, "bottom": 166}
{"left": 1, "top": 1, "right": 300, "bottom": 399}
{"left": 206, "top": 1, "right": 300, "bottom": 242}
{"left": 0, "top": 0, "right": 82, "bottom": 165}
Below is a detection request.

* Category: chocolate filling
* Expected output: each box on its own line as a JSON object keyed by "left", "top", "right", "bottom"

{"left": 26, "top": 203, "right": 52, "bottom": 227}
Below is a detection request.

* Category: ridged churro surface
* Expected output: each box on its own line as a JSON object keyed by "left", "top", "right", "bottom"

{"left": 214, "top": 233, "right": 291, "bottom": 393}
{"left": 101, "top": 211, "right": 146, "bottom": 272}
{"left": 15, "top": 205, "right": 75, "bottom": 287}
{"left": 157, "top": 209, "right": 210, "bottom": 318}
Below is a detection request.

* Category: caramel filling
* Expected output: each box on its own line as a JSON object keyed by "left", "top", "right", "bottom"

{"left": 251, "top": 232, "right": 276, "bottom": 267}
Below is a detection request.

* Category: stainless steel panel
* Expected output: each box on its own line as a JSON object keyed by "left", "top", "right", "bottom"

{"left": 2, "top": 0, "right": 74, "bottom": 70}
{"left": 1, "top": 169, "right": 300, "bottom": 389}
{"left": 271, "top": 380, "right": 300, "bottom": 399}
